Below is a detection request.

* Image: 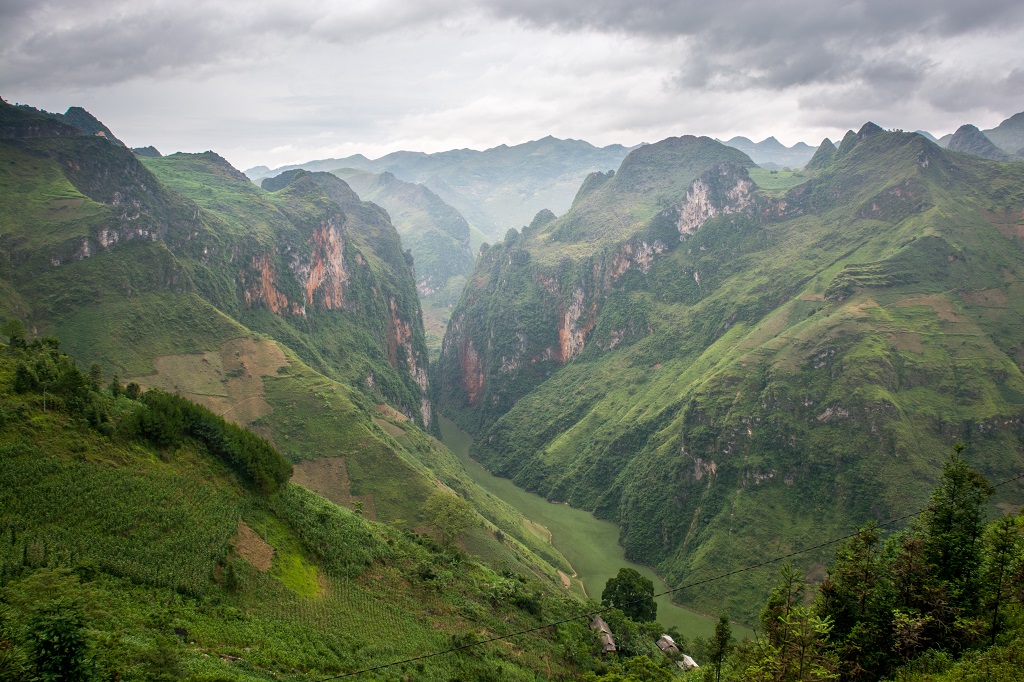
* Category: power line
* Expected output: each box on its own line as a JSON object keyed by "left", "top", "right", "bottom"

{"left": 318, "top": 470, "right": 1024, "bottom": 680}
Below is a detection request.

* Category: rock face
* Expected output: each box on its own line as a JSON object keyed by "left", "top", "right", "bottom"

{"left": 436, "top": 138, "right": 757, "bottom": 427}
{"left": 0, "top": 100, "right": 432, "bottom": 425}
{"left": 436, "top": 126, "right": 1024, "bottom": 621}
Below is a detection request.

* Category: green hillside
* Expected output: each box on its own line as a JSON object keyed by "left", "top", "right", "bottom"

{"left": 0, "top": 97, "right": 577, "bottom": 600}
{"left": 436, "top": 125, "right": 1024, "bottom": 622}
{"left": 0, "top": 338, "right": 598, "bottom": 681}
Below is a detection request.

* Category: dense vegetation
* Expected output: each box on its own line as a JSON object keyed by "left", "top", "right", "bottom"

{"left": 689, "top": 451, "right": 1024, "bottom": 682}
{"left": 0, "top": 337, "right": 608, "bottom": 680}
{"left": 568, "top": 453, "right": 1023, "bottom": 682}
{"left": 437, "top": 124, "right": 1024, "bottom": 622}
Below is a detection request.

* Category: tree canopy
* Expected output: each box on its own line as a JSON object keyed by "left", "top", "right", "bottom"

{"left": 601, "top": 568, "right": 657, "bottom": 623}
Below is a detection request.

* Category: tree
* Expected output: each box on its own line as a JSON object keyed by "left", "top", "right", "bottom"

{"left": 815, "top": 524, "right": 895, "bottom": 680}
{"left": 28, "top": 602, "right": 90, "bottom": 682}
{"left": 1, "top": 318, "right": 26, "bottom": 347}
{"left": 423, "top": 491, "right": 475, "bottom": 547}
{"left": 922, "top": 444, "right": 993, "bottom": 614}
{"left": 980, "top": 513, "right": 1023, "bottom": 645}
{"left": 601, "top": 568, "right": 657, "bottom": 623}
{"left": 709, "top": 614, "right": 734, "bottom": 682}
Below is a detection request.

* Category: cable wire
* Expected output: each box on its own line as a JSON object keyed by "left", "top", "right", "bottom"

{"left": 318, "top": 470, "right": 1024, "bottom": 680}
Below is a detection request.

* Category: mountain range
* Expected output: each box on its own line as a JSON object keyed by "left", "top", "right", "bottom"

{"left": 435, "top": 123, "right": 1024, "bottom": 621}
{"left": 2, "top": 95, "right": 1023, "bottom": 677}
{"left": 0, "top": 98, "right": 597, "bottom": 677}
{"left": 245, "top": 137, "right": 636, "bottom": 242}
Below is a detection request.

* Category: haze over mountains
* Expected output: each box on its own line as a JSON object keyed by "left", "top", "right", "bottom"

{"left": 245, "top": 137, "right": 636, "bottom": 242}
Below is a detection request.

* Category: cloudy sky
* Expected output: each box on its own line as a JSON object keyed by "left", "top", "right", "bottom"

{"left": 3, "top": 0, "right": 1023, "bottom": 171}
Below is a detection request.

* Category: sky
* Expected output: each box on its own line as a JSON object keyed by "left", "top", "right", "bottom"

{"left": 3, "top": 0, "right": 1023, "bottom": 171}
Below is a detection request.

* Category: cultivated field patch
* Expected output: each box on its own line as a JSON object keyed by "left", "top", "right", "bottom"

{"left": 232, "top": 519, "right": 274, "bottom": 571}
{"left": 132, "top": 336, "right": 288, "bottom": 426}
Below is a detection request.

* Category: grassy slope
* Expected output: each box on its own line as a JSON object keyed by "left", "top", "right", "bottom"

{"left": 0, "top": 117, "right": 574, "bottom": 590}
{"left": 0, "top": 346, "right": 593, "bottom": 681}
{"left": 447, "top": 129, "right": 1024, "bottom": 622}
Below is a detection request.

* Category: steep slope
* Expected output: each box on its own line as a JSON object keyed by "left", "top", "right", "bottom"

{"left": 328, "top": 169, "right": 476, "bottom": 303}
{"left": 436, "top": 124, "right": 1024, "bottom": 621}
{"left": 0, "top": 340, "right": 595, "bottom": 681}
{"left": 247, "top": 136, "right": 634, "bottom": 240}
{"left": 0, "top": 100, "right": 578, "bottom": 581}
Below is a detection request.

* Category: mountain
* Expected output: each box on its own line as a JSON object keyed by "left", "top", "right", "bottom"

{"left": 983, "top": 110, "right": 1024, "bottom": 155}
{"left": 947, "top": 124, "right": 1012, "bottom": 161}
{"left": 804, "top": 138, "right": 837, "bottom": 171}
{"left": 933, "top": 110, "right": 1024, "bottom": 154}
{"left": 246, "top": 136, "right": 634, "bottom": 241}
{"left": 327, "top": 169, "right": 477, "bottom": 304}
{"left": 721, "top": 135, "right": 817, "bottom": 168}
{"left": 435, "top": 123, "right": 1024, "bottom": 622}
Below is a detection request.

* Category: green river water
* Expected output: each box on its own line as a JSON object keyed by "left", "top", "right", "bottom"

{"left": 439, "top": 416, "right": 729, "bottom": 639}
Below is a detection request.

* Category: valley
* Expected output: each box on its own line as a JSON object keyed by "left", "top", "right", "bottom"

{"left": 439, "top": 416, "right": 753, "bottom": 640}
{"left": 1, "top": 95, "right": 1023, "bottom": 681}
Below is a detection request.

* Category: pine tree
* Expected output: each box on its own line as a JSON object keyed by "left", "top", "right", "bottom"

{"left": 980, "top": 513, "right": 1024, "bottom": 645}
{"left": 922, "top": 444, "right": 993, "bottom": 616}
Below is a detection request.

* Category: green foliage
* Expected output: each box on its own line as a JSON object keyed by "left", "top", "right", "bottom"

{"left": 602, "top": 568, "right": 657, "bottom": 623}
{"left": 438, "top": 125, "right": 1024, "bottom": 625}
{"left": 423, "top": 490, "right": 476, "bottom": 547}
{"left": 921, "top": 445, "right": 995, "bottom": 613}
{"left": 136, "top": 389, "right": 291, "bottom": 493}
{"left": 584, "top": 655, "right": 676, "bottom": 681}
{"left": 28, "top": 602, "right": 90, "bottom": 682}
{"left": 710, "top": 614, "right": 734, "bottom": 682}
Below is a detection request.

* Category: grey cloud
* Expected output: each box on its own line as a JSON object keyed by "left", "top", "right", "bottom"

{"left": 5, "top": 0, "right": 1023, "bottom": 94}
{"left": 1, "top": 2, "right": 251, "bottom": 87}
{"left": 0, "top": 0, "right": 462, "bottom": 89}
{"left": 483, "top": 0, "right": 1024, "bottom": 92}
{"left": 925, "top": 68, "right": 1024, "bottom": 114}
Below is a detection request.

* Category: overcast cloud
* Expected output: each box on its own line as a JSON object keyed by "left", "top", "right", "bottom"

{"left": 2, "top": 0, "right": 1022, "bottom": 170}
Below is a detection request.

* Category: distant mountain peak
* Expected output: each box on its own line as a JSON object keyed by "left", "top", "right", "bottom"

{"left": 805, "top": 137, "right": 837, "bottom": 171}
{"left": 857, "top": 121, "right": 884, "bottom": 139}
{"left": 721, "top": 134, "right": 816, "bottom": 168}
{"left": 54, "top": 106, "right": 125, "bottom": 146}
{"left": 948, "top": 124, "right": 1011, "bottom": 161}
{"left": 983, "top": 110, "right": 1024, "bottom": 154}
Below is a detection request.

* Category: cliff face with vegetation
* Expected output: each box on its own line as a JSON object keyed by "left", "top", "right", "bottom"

{"left": 436, "top": 125, "right": 1024, "bottom": 620}
{"left": 0, "top": 99, "right": 583, "bottom": 577}
{"left": 331, "top": 169, "right": 476, "bottom": 303}
{"left": 0, "top": 100, "right": 430, "bottom": 424}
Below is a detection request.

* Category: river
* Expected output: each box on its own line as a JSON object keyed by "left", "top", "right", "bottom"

{"left": 439, "top": 416, "right": 724, "bottom": 639}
